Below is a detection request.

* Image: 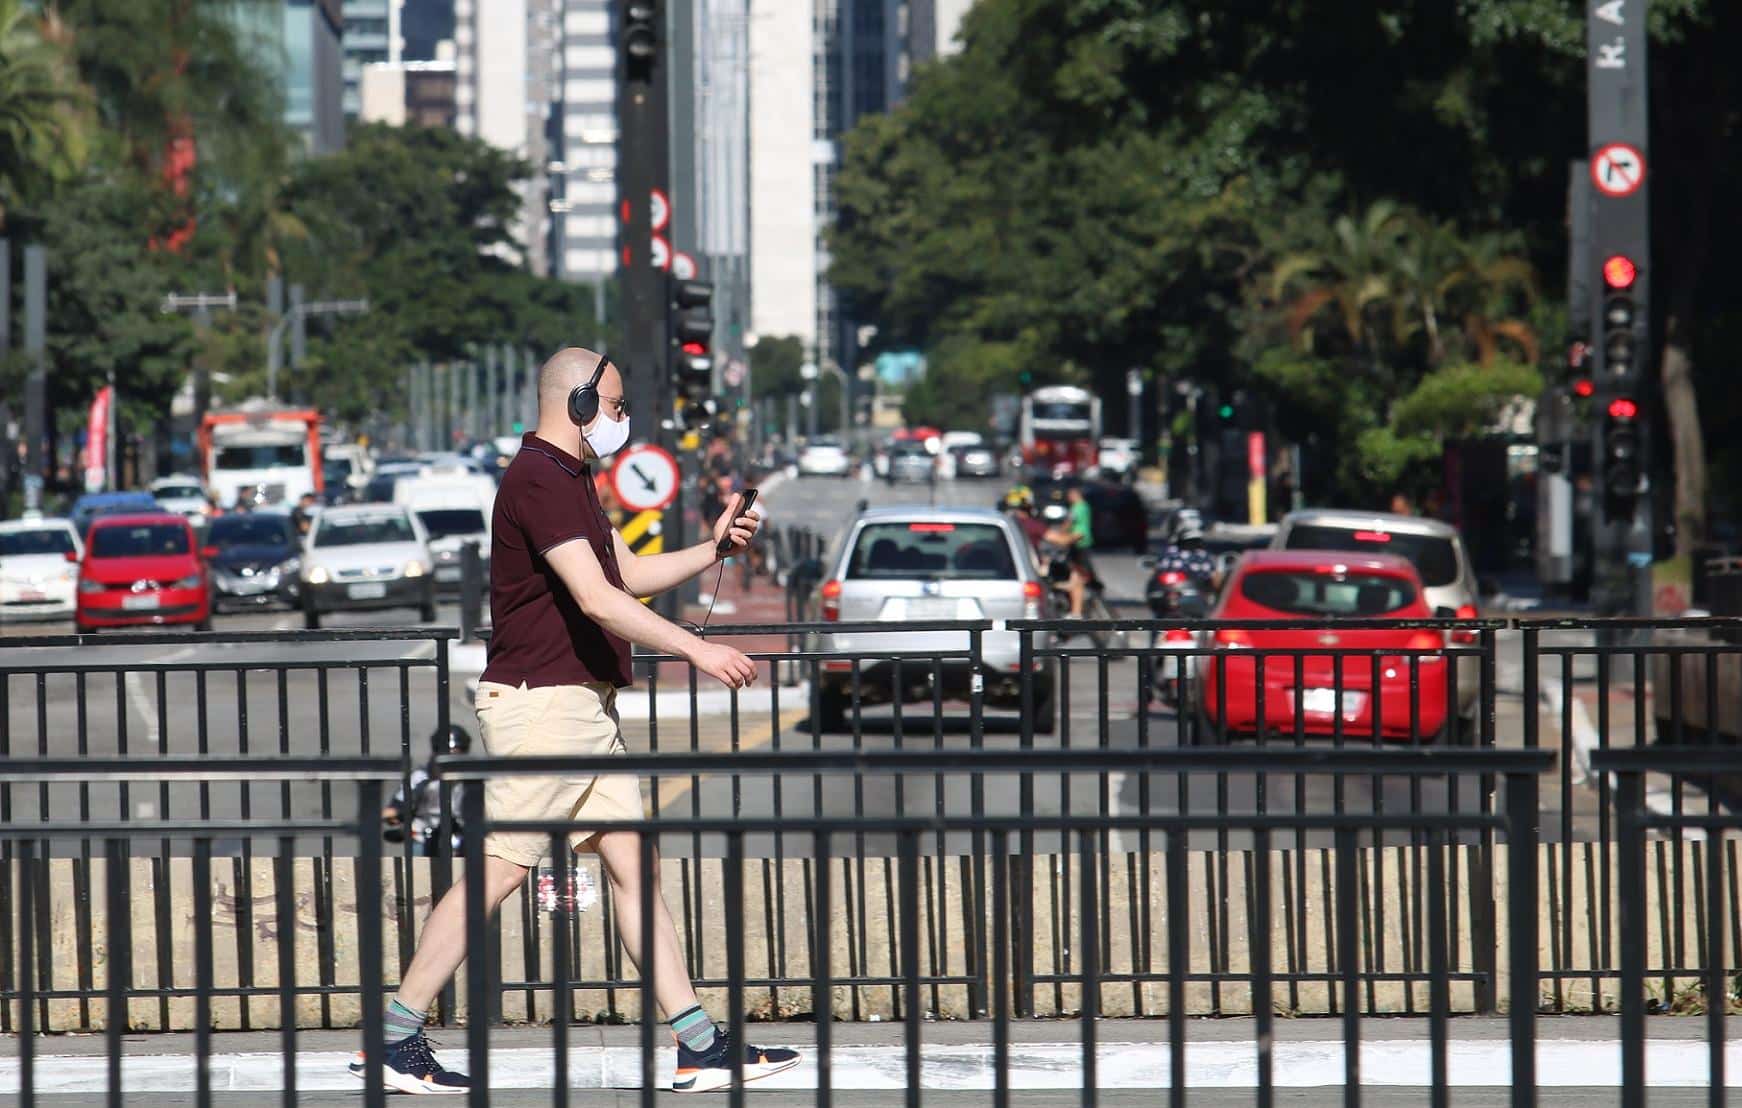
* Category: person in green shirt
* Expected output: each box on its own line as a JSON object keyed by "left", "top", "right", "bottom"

{"left": 1050, "top": 485, "right": 1096, "bottom": 618}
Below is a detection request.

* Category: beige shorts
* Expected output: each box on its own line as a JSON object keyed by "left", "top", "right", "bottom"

{"left": 474, "top": 681, "right": 645, "bottom": 866}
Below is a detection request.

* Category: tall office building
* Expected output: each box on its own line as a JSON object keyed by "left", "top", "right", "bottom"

{"left": 341, "top": 1, "right": 401, "bottom": 119}
{"left": 743, "top": 0, "right": 969, "bottom": 375}
{"left": 232, "top": 0, "right": 346, "bottom": 154}
{"left": 400, "top": 0, "right": 455, "bottom": 60}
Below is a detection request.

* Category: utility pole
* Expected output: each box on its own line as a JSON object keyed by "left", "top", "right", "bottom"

{"left": 22, "top": 246, "right": 45, "bottom": 511}
{"left": 1586, "top": 2, "right": 1651, "bottom": 620}
{"left": 267, "top": 299, "right": 368, "bottom": 401}
{"left": 161, "top": 291, "right": 239, "bottom": 430}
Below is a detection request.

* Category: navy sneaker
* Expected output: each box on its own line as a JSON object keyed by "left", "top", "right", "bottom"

{"left": 672, "top": 1032, "right": 801, "bottom": 1093}
{"left": 349, "top": 1030, "right": 469, "bottom": 1096}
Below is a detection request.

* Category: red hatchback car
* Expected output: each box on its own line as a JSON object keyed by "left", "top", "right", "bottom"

{"left": 1196, "top": 550, "right": 1452, "bottom": 742}
{"left": 74, "top": 513, "right": 212, "bottom": 632}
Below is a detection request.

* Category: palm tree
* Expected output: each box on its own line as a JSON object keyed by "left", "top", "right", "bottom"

{"left": 1268, "top": 200, "right": 1411, "bottom": 362}
{"left": 0, "top": 0, "right": 89, "bottom": 226}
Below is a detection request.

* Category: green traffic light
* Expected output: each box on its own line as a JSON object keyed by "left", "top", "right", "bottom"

{"left": 1218, "top": 404, "right": 1234, "bottom": 419}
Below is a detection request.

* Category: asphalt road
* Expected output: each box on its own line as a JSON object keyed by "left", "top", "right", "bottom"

{"left": 0, "top": 472, "right": 1588, "bottom": 854}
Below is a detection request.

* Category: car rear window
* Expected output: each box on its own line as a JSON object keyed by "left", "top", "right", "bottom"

{"left": 417, "top": 509, "right": 487, "bottom": 539}
{"left": 1283, "top": 524, "right": 1459, "bottom": 587}
{"left": 90, "top": 524, "right": 189, "bottom": 558}
{"left": 208, "top": 516, "right": 293, "bottom": 546}
{"left": 1238, "top": 570, "right": 1417, "bottom": 617}
{"left": 847, "top": 522, "right": 1017, "bottom": 581}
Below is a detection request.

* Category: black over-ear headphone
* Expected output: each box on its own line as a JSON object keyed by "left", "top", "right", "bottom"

{"left": 567, "top": 352, "right": 612, "bottom": 426}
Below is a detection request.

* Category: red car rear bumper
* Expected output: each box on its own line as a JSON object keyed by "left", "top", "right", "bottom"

{"left": 76, "top": 586, "right": 209, "bottom": 628}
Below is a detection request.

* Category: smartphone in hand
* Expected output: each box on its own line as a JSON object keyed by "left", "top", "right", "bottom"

{"left": 717, "top": 488, "right": 759, "bottom": 555}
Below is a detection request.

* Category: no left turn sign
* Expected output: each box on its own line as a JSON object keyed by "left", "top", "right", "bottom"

{"left": 1591, "top": 143, "right": 1645, "bottom": 199}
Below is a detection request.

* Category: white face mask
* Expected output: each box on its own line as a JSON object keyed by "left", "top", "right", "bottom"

{"left": 583, "top": 411, "right": 630, "bottom": 458}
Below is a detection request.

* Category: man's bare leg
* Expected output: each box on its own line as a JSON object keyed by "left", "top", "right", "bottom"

{"left": 396, "top": 854, "right": 531, "bottom": 1012}
{"left": 593, "top": 829, "right": 702, "bottom": 1018}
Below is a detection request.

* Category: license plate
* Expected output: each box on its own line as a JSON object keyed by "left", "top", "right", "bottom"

{"left": 121, "top": 594, "right": 160, "bottom": 611}
{"left": 1301, "top": 688, "right": 1366, "bottom": 717}
{"left": 902, "top": 597, "right": 960, "bottom": 620}
{"left": 348, "top": 582, "right": 388, "bottom": 600}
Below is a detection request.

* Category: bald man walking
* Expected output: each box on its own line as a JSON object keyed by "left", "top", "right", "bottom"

{"left": 352, "top": 348, "right": 796, "bottom": 1094}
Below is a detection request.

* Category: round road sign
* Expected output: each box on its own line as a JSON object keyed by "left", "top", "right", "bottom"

{"left": 650, "top": 234, "right": 671, "bottom": 272}
{"left": 650, "top": 188, "right": 671, "bottom": 233}
{"left": 672, "top": 251, "right": 698, "bottom": 280}
{"left": 611, "top": 444, "right": 680, "bottom": 512}
{"left": 1590, "top": 143, "right": 1645, "bottom": 199}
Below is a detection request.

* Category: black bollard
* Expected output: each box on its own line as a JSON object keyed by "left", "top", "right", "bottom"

{"left": 459, "top": 540, "right": 483, "bottom": 643}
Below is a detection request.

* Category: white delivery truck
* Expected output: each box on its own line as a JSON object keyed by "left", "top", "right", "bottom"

{"left": 200, "top": 405, "right": 323, "bottom": 508}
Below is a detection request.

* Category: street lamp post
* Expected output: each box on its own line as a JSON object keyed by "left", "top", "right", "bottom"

{"left": 266, "top": 298, "right": 369, "bottom": 402}
{"left": 161, "top": 291, "right": 238, "bottom": 431}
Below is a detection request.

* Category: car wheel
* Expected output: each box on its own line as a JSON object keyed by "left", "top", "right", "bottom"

{"left": 195, "top": 615, "right": 212, "bottom": 632}
{"left": 303, "top": 603, "right": 321, "bottom": 630}
{"left": 77, "top": 621, "right": 98, "bottom": 635}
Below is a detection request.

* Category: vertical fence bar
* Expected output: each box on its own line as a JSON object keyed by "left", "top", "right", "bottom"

{"left": 358, "top": 778, "right": 387, "bottom": 1108}
{"left": 194, "top": 838, "right": 214, "bottom": 1108}
{"left": 1253, "top": 828, "right": 1273, "bottom": 1108}
{"left": 1505, "top": 771, "right": 1538, "bottom": 1107}
{"left": 1166, "top": 827, "right": 1187, "bottom": 1108}
{"left": 991, "top": 830, "right": 1011, "bottom": 1108}
{"left": 725, "top": 831, "right": 747, "bottom": 1108}
{"left": 16, "top": 839, "right": 35, "bottom": 1101}
{"left": 1427, "top": 831, "right": 1449, "bottom": 1108}
{"left": 1079, "top": 828, "right": 1099, "bottom": 1107}
{"left": 1336, "top": 827, "right": 1360, "bottom": 1107}
{"left": 814, "top": 829, "right": 834, "bottom": 1108}
{"left": 551, "top": 836, "right": 570, "bottom": 1108}
{"left": 1706, "top": 829, "right": 1725, "bottom": 1108}
{"left": 899, "top": 831, "right": 923, "bottom": 1108}
{"left": 103, "top": 837, "right": 126, "bottom": 1108}
{"left": 463, "top": 782, "right": 489, "bottom": 1108}
{"left": 1617, "top": 770, "right": 1646, "bottom": 1108}
{"left": 275, "top": 837, "right": 298, "bottom": 1108}
{"left": 1018, "top": 630, "right": 1036, "bottom": 1017}
{"left": 640, "top": 832, "right": 657, "bottom": 1107}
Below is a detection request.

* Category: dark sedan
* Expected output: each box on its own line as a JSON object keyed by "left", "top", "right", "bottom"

{"left": 205, "top": 512, "right": 302, "bottom": 612}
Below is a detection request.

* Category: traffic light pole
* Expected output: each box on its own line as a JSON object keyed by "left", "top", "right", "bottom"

{"left": 1586, "top": 4, "right": 1651, "bottom": 621}
{"left": 617, "top": 0, "right": 684, "bottom": 618}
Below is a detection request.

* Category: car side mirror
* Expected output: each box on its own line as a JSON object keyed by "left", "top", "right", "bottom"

{"left": 64, "top": 550, "right": 79, "bottom": 564}
{"left": 1433, "top": 606, "right": 1458, "bottom": 620}
{"left": 201, "top": 545, "right": 220, "bottom": 561}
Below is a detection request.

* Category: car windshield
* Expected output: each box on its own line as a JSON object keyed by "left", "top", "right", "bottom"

{"left": 322, "top": 460, "right": 351, "bottom": 482}
{"left": 417, "top": 509, "right": 486, "bottom": 539}
{"left": 1032, "top": 401, "right": 1091, "bottom": 422}
{"left": 315, "top": 515, "right": 416, "bottom": 547}
{"left": 208, "top": 516, "right": 293, "bottom": 547}
{"left": 0, "top": 528, "right": 76, "bottom": 557}
{"left": 215, "top": 444, "right": 305, "bottom": 470}
{"left": 847, "top": 522, "right": 1017, "bottom": 581}
{"left": 1239, "top": 570, "right": 1417, "bottom": 617}
{"left": 154, "top": 484, "right": 204, "bottom": 500}
{"left": 1283, "top": 524, "right": 1459, "bottom": 587}
{"left": 90, "top": 523, "right": 189, "bottom": 558}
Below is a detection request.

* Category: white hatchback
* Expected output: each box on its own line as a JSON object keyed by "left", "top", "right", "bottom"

{"left": 0, "top": 515, "right": 83, "bottom": 621}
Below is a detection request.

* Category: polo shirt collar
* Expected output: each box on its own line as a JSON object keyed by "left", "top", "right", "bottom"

{"left": 522, "top": 432, "right": 588, "bottom": 476}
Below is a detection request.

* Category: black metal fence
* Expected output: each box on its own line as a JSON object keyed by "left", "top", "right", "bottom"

{"left": 3, "top": 615, "right": 1741, "bottom": 1101}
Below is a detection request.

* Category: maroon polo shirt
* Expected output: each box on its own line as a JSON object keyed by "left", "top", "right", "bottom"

{"left": 481, "top": 433, "right": 633, "bottom": 689}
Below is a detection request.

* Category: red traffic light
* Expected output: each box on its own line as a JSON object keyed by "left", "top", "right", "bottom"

{"left": 1573, "top": 378, "right": 1595, "bottom": 398}
{"left": 1607, "top": 397, "right": 1638, "bottom": 420}
{"left": 1602, "top": 255, "right": 1637, "bottom": 290}
{"left": 681, "top": 341, "right": 707, "bottom": 356}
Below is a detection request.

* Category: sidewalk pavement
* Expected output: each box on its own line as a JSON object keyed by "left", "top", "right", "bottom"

{"left": 3, "top": 1018, "right": 1732, "bottom": 1101}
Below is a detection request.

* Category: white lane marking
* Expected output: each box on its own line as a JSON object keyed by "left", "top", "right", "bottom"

{"left": 122, "top": 646, "right": 196, "bottom": 747}
{"left": 5, "top": 1040, "right": 1739, "bottom": 1093}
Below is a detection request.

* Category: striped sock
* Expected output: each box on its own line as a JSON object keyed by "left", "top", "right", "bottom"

{"left": 670, "top": 1005, "right": 718, "bottom": 1053}
{"left": 384, "top": 996, "right": 426, "bottom": 1044}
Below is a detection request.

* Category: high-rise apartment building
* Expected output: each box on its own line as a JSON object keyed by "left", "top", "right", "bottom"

{"left": 547, "top": 1, "right": 618, "bottom": 286}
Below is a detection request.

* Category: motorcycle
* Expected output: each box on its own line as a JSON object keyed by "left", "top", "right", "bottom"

{"left": 1141, "top": 560, "right": 1210, "bottom": 707}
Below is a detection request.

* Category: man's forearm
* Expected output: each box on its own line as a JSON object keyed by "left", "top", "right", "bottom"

{"left": 583, "top": 584, "right": 708, "bottom": 660}
{"left": 618, "top": 540, "right": 718, "bottom": 597}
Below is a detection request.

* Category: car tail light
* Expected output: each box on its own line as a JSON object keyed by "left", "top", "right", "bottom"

{"left": 1163, "top": 628, "right": 1194, "bottom": 644}
{"left": 820, "top": 579, "right": 842, "bottom": 621}
{"left": 1022, "top": 579, "right": 1045, "bottom": 620}
{"left": 1403, "top": 630, "right": 1445, "bottom": 652}
{"left": 1214, "top": 629, "right": 1251, "bottom": 648}
{"left": 1452, "top": 603, "right": 1477, "bottom": 644}
{"left": 1159, "top": 570, "right": 1185, "bottom": 586}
